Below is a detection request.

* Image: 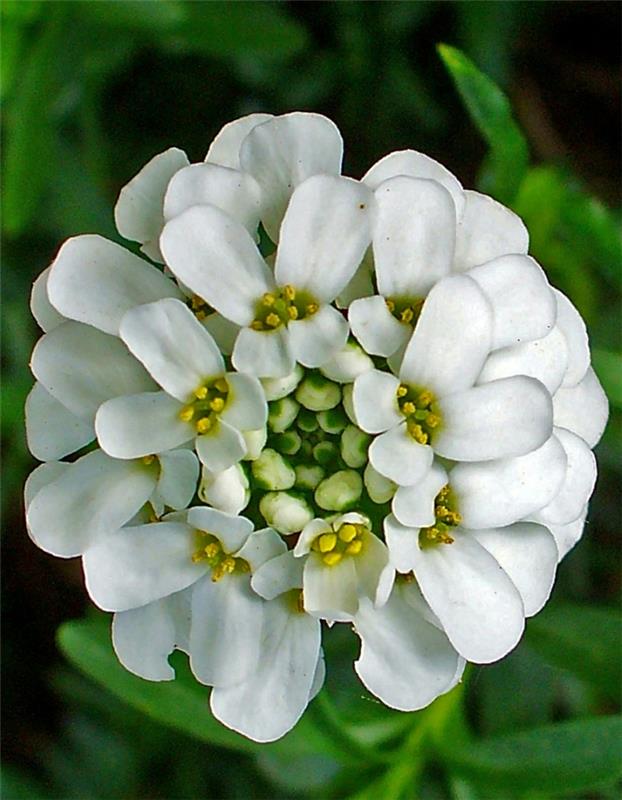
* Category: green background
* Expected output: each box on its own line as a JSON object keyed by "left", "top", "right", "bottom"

{"left": 2, "top": 2, "right": 621, "bottom": 798}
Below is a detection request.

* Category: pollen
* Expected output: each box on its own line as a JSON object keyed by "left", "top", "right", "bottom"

{"left": 262, "top": 292, "right": 276, "bottom": 306}
{"left": 345, "top": 540, "right": 362, "bottom": 555}
{"left": 266, "top": 312, "right": 281, "bottom": 328}
{"left": 196, "top": 417, "right": 212, "bottom": 434}
{"left": 312, "top": 520, "right": 369, "bottom": 567}
{"left": 287, "top": 306, "right": 299, "bottom": 320}
{"left": 319, "top": 533, "right": 337, "bottom": 552}
{"left": 338, "top": 524, "right": 358, "bottom": 542}
{"left": 194, "top": 386, "right": 208, "bottom": 400}
{"left": 323, "top": 551, "right": 342, "bottom": 567}
{"left": 179, "top": 405, "right": 195, "bottom": 422}
{"left": 283, "top": 284, "right": 296, "bottom": 301}
{"left": 210, "top": 397, "right": 225, "bottom": 412}
{"left": 420, "top": 485, "right": 460, "bottom": 549}
{"left": 397, "top": 385, "right": 408, "bottom": 398}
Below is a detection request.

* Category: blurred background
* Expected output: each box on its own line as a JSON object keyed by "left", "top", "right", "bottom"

{"left": 2, "top": 2, "right": 620, "bottom": 798}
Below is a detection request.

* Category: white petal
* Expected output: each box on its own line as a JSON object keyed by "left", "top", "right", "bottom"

{"left": 114, "top": 147, "right": 190, "bottom": 260}
{"left": 435, "top": 376, "right": 553, "bottom": 461}
{"left": 363, "top": 150, "right": 465, "bottom": 219}
{"left": 251, "top": 551, "right": 303, "bottom": 600}
{"left": 545, "top": 506, "right": 588, "bottom": 561}
{"left": 198, "top": 463, "right": 250, "bottom": 515}
{"left": 384, "top": 514, "right": 419, "bottom": 573}
{"left": 308, "top": 648, "right": 326, "bottom": 701}
{"left": 319, "top": 340, "right": 374, "bottom": 384}
{"left": 47, "top": 235, "right": 182, "bottom": 335}
{"left": 454, "top": 190, "right": 528, "bottom": 272}
{"left": 220, "top": 371, "right": 267, "bottom": 431}
{"left": 369, "top": 424, "right": 433, "bottom": 486}
{"left": 160, "top": 205, "right": 274, "bottom": 326}
{"left": 478, "top": 326, "right": 568, "bottom": 394}
{"left": 392, "top": 462, "right": 449, "bottom": 528}
{"left": 27, "top": 450, "right": 157, "bottom": 557}
{"left": 467, "top": 255, "right": 556, "bottom": 350}
{"left": 201, "top": 312, "right": 239, "bottom": 356}
{"left": 24, "top": 461, "right": 69, "bottom": 510}
{"left": 205, "top": 113, "right": 274, "bottom": 168}
{"left": 154, "top": 449, "right": 199, "bottom": 511}
{"left": 195, "top": 419, "right": 247, "bottom": 471}
{"left": 336, "top": 250, "right": 375, "bottom": 308}
{"left": 451, "top": 434, "right": 568, "bottom": 529}
{"left": 355, "top": 532, "right": 393, "bottom": 606}
{"left": 275, "top": 175, "right": 373, "bottom": 302}
{"left": 348, "top": 295, "right": 410, "bottom": 357}
{"left": 294, "top": 518, "right": 331, "bottom": 557}
{"left": 163, "top": 163, "right": 262, "bottom": 234}
{"left": 532, "top": 427, "right": 596, "bottom": 526}
{"left": 119, "top": 298, "right": 224, "bottom": 401}
{"left": 96, "top": 391, "right": 193, "bottom": 459}
{"left": 472, "top": 523, "right": 558, "bottom": 617}
{"left": 260, "top": 364, "right": 304, "bottom": 401}
{"left": 31, "top": 322, "right": 155, "bottom": 419}
{"left": 373, "top": 176, "right": 455, "bottom": 296}
{"left": 303, "top": 552, "right": 358, "bottom": 621}
{"left": 240, "top": 112, "right": 343, "bottom": 241}
{"left": 412, "top": 533, "right": 525, "bottom": 663}
{"left": 232, "top": 326, "right": 294, "bottom": 378}
{"left": 112, "top": 589, "right": 191, "bottom": 681}
{"left": 352, "top": 369, "right": 401, "bottom": 433}
{"left": 211, "top": 597, "right": 321, "bottom": 742}
{"left": 288, "top": 305, "right": 349, "bottom": 368}
{"left": 354, "top": 585, "right": 462, "bottom": 711}
{"left": 235, "top": 528, "right": 287, "bottom": 571}
{"left": 84, "top": 521, "right": 203, "bottom": 611}
{"left": 399, "top": 275, "right": 492, "bottom": 396}
{"left": 31, "top": 266, "right": 64, "bottom": 332}
{"left": 553, "top": 289, "right": 590, "bottom": 387}
{"left": 186, "top": 506, "right": 253, "bottom": 554}
{"left": 25, "top": 382, "right": 94, "bottom": 460}
{"left": 189, "top": 573, "right": 264, "bottom": 686}
{"left": 553, "top": 367, "right": 608, "bottom": 447}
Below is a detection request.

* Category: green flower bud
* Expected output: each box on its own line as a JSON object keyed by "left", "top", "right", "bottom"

{"left": 296, "top": 409, "right": 319, "bottom": 432}
{"left": 251, "top": 448, "right": 296, "bottom": 490}
{"left": 341, "top": 384, "right": 357, "bottom": 424}
{"left": 312, "top": 440, "right": 340, "bottom": 467}
{"left": 272, "top": 430, "right": 302, "bottom": 455}
{"left": 261, "top": 365, "right": 304, "bottom": 401}
{"left": 294, "top": 463, "right": 325, "bottom": 490}
{"left": 340, "top": 424, "right": 371, "bottom": 468}
{"left": 259, "top": 491, "right": 314, "bottom": 534}
{"left": 317, "top": 407, "right": 348, "bottom": 434}
{"left": 314, "top": 469, "right": 363, "bottom": 511}
{"left": 364, "top": 463, "right": 396, "bottom": 504}
{"left": 268, "top": 396, "right": 300, "bottom": 433}
{"left": 295, "top": 373, "right": 341, "bottom": 411}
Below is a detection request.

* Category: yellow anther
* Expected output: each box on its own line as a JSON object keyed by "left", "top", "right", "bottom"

{"left": 426, "top": 527, "right": 439, "bottom": 540}
{"left": 192, "top": 552, "right": 205, "bottom": 563}
{"left": 266, "top": 312, "right": 281, "bottom": 328}
{"left": 142, "top": 454, "right": 155, "bottom": 466}
{"left": 179, "top": 405, "right": 194, "bottom": 422}
{"left": 435, "top": 505, "right": 450, "bottom": 518}
{"left": 210, "top": 397, "right": 225, "bottom": 412}
{"left": 194, "top": 385, "right": 208, "bottom": 400}
{"left": 452, "top": 512, "right": 462, "bottom": 525}
{"left": 306, "top": 303, "right": 319, "bottom": 315}
{"left": 439, "top": 533, "right": 455, "bottom": 545}
{"left": 402, "top": 401, "right": 416, "bottom": 415}
{"left": 397, "top": 385, "right": 408, "bottom": 398}
{"left": 222, "top": 556, "right": 236, "bottom": 574}
{"left": 400, "top": 307, "right": 414, "bottom": 323}
{"left": 287, "top": 306, "right": 299, "bottom": 320}
{"left": 408, "top": 421, "right": 428, "bottom": 444}
{"left": 197, "top": 310, "right": 208, "bottom": 320}
{"left": 426, "top": 413, "right": 440, "bottom": 429}
{"left": 196, "top": 417, "right": 212, "bottom": 434}
{"left": 211, "top": 565, "right": 225, "bottom": 581}
{"left": 323, "top": 551, "right": 343, "bottom": 567}
{"left": 205, "top": 542, "right": 220, "bottom": 559}
{"left": 262, "top": 292, "right": 276, "bottom": 306}
{"left": 214, "top": 378, "right": 229, "bottom": 393}
{"left": 283, "top": 284, "right": 296, "bottom": 301}
{"left": 237, "top": 560, "right": 250, "bottom": 573}
{"left": 338, "top": 524, "right": 358, "bottom": 543}
{"left": 385, "top": 298, "right": 396, "bottom": 312}
{"left": 318, "top": 533, "right": 337, "bottom": 553}
{"left": 418, "top": 390, "right": 433, "bottom": 407}
{"left": 190, "top": 295, "right": 205, "bottom": 310}
{"left": 296, "top": 591, "right": 305, "bottom": 613}
{"left": 251, "top": 320, "right": 264, "bottom": 331}
{"left": 345, "top": 539, "right": 363, "bottom": 556}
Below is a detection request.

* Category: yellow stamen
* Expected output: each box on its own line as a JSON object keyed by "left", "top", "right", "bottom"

{"left": 251, "top": 320, "right": 264, "bottom": 331}
{"left": 205, "top": 542, "right": 220, "bottom": 559}
{"left": 306, "top": 303, "right": 319, "bottom": 315}
{"left": 323, "top": 551, "right": 342, "bottom": 567}
{"left": 262, "top": 292, "right": 276, "bottom": 306}
{"left": 194, "top": 385, "right": 208, "bottom": 400}
{"left": 385, "top": 299, "right": 395, "bottom": 312}
{"left": 318, "top": 533, "right": 337, "bottom": 553}
{"left": 426, "top": 413, "right": 440, "bottom": 428}
{"left": 179, "top": 405, "right": 194, "bottom": 422}
{"left": 400, "top": 307, "right": 414, "bottom": 323}
{"left": 283, "top": 284, "right": 296, "bottom": 301}
{"left": 287, "top": 306, "right": 299, "bottom": 320}
{"left": 195, "top": 310, "right": 207, "bottom": 321}
{"left": 222, "top": 556, "right": 236, "bottom": 574}
{"left": 210, "top": 397, "right": 225, "bottom": 412}
{"left": 142, "top": 454, "right": 155, "bottom": 466}
{"left": 266, "top": 312, "right": 281, "bottom": 328}
{"left": 192, "top": 552, "right": 205, "bottom": 563}
{"left": 296, "top": 590, "right": 305, "bottom": 613}
{"left": 196, "top": 417, "right": 212, "bottom": 434}
{"left": 190, "top": 295, "right": 204, "bottom": 310}
{"left": 338, "top": 524, "right": 358, "bottom": 543}
{"left": 402, "top": 401, "right": 416, "bottom": 415}
{"left": 214, "top": 378, "right": 228, "bottom": 393}
{"left": 418, "top": 390, "right": 433, "bottom": 407}
{"left": 345, "top": 540, "right": 363, "bottom": 556}
{"left": 397, "top": 385, "right": 408, "bottom": 398}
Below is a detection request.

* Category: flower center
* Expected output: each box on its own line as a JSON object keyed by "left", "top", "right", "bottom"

{"left": 191, "top": 531, "right": 250, "bottom": 581}
{"left": 251, "top": 285, "right": 319, "bottom": 331}
{"left": 178, "top": 377, "right": 229, "bottom": 433}
{"left": 311, "top": 521, "right": 368, "bottom": 567}
{"left": 419, "top": 485, "right": 461, "bottom": 548}
{"left": 187, "top": 294, "right": 214, "bottom": 321}
{"left": 396, "top": 384, "right": 441, "bottom": 444}
{"left": 385, "top": 296, "right": 424, "bottom": 325}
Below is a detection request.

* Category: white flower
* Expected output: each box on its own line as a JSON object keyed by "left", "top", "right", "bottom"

{"left": 160, "top": 175, "right": 373, "bottom": 377}
{"left": 352, "top": 274, "right": 553, "bottom": 486}
{"left": 95, "top": 298, "right": 267, "bottom": 470}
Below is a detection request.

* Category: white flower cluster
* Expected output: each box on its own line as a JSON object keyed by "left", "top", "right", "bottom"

{"left": 25, "top": 112, "right": 608, "bottom": 742}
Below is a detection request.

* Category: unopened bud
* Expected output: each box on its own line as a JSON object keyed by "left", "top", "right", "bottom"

{"left": 199, "top": 464, "right": 250, "bottom": 515}
{"left": 295, "top": 374, "right": 341, "bottom": 411}
{"left": 251, "top": 448, "right": 296, "bottom": 490}
{"left": 317, "top": 407, "right": 348, "bottom": 434}
{"left": 320, "top": 341, "right": 374, "bottom": 384}
{"left": 242, "top": 428, "right": 267, "bottom": 461}
{"left": 272, "top": 430, "right": 302, "bottom": 455}
{"left": 259, "top": 491, "right": 314, "bottom": 534}
{"left": 268, "top": 396, "right": 300, "bottom": 433}
{"left": 294, "top": 464, "right": 325, "bottom": 490}
{"left": 261, "top": 365, "right": 304, "bottom": 401}
{"left": 340, "top": 425, "right": 371, "bottom": 468}
{"left": 364, "top": 463, "right": 396, "bottom": 504}
{"left": 315, "top": 469, "right": 363, "bottom": 511}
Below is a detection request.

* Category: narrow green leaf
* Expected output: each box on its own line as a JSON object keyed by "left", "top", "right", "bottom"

{"left": 525, "top": 604, "right": 622, "bottom": 700}
{"left": 446, "top": 716, "right": 622, "bottom": 795}
{"left": 437, "top": 43, "right": 529, "bottom": 202}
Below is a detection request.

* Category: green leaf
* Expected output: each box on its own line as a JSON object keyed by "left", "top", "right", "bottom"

{"left": 592, "top": 350, "right": 622, "bottom": 409}
{"left": 446, "top": 716, "right": 622, "bottom": 795}
{"left": 437, "top": 43, "right": 528, "bottom": 203}
{"left": 525, "top": 604, "right": 622, "bottom": 701}
{"left": 77, "top": 0, "right": 187, "bottom": 33}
